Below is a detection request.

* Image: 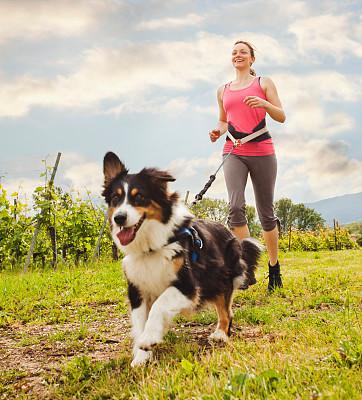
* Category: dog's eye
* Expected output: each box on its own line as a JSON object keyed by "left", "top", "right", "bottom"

{"left": 111, "top": 194, "right": 121, "bottom": 205}
{"left": 134, "top": 193, "right": 145, "bottom": 204}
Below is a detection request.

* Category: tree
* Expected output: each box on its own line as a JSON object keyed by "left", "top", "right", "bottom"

{"left": 293, "top": 203, "right": 324, "bottom": 231}
{"left": 274, "top": 198, "right": 295, "bottom": 234}
{"left": 274, "top": 198, "right": 325, "bottom": 234}
{"left": 190, "top": 197, "right": 262, "bottom": 237}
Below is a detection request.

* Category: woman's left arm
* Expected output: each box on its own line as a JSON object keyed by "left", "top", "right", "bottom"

{"left": 244, "top": 77, "right": 286, "bottom": 123}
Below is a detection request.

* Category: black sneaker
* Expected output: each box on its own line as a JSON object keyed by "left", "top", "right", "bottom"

{"left": 268, "top": 261, "right": 283, "bottom": 292}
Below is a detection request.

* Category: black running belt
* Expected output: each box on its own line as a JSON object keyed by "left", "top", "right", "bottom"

{"left": 226, "top": 118, "right": 271, "bottom": 142}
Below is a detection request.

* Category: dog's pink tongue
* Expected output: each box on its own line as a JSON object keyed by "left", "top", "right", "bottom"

{"left": 117, "top": 227, "right": 135, "bottom": 246}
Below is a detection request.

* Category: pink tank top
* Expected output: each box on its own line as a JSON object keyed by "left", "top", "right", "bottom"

{"left": 222, "top": 77, "right": 275, "bottom": 156}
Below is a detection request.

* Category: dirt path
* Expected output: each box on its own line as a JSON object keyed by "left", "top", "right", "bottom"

{"left": 0, "top": 304, "right": 269, "bottom": 399}
{"left": 0, "top": 305, "right": 130, "bottom": 399}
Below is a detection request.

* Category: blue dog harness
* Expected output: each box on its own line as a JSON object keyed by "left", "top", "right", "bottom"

{"left": 168, "top": 226, "right": 203, "bottom": 263}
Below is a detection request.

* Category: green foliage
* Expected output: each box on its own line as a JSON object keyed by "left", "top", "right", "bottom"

{"left": 275, "top": 198, "right": 325, "bottom": 234}
{"left": 356, "top": 235, "right": 362, "bottom": 247}
{"left": 274, "top": 197, "right": 295, "bottom": 233}
{"left": 344, "top": 222, "right": 362, "bottom": 247}
{"left": 279, "top": 227, "right": 358, "bottom": 251}
{"left": 1, "top": 175, "right": 358, "bottom": 270}
{"left": 331, "top": 339, "right": 362, "bottom": 368}
{"left": 0, "top": 182, "right": 114, "bottom": 271}
{"left": 190, "top": 197, "right": 262, "bottom": 237}
{"left": 273, "top": 198, "right": 357, "bottom": 251}
{"left": 344, "top": 222, "right": 362, "bottom": 235}
{"left": 223, "top": 369, "right": 281, "bottom": 399}
{"left": 190, "top": 197, "right": 229, "bottom": 225}
{"left": 0, "top": 185, "right": 33, "bottom": 269}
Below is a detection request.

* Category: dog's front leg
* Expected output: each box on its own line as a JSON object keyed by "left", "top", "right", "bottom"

{"left": 128, "top": 282, "right": 153, "bottom": 367}
{"left": 137, "top": 286, "right": 194, "bottom": 351}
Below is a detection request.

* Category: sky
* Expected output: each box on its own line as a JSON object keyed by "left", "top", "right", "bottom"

{"left": 0, "top": 0, "right": 361, "bottom": 208}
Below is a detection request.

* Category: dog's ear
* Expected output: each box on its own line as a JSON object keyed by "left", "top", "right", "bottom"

{"left": 103, "top": 152, "right": 127, "bottom": 185}
{"left": 140, "top": 168, "right": 176, "bottom": 184}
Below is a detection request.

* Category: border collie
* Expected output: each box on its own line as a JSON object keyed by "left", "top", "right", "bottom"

{"left": 102, "top": 152, "right": 262, "bottom": 367}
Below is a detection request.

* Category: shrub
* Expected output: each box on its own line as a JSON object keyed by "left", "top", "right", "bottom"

{"left": 279, "top": 227, "right": 358, "bottom": 251}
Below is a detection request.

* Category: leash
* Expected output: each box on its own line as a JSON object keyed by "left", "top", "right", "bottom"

{"left": 191, "top": 127, "right": 269, "bottom": 206}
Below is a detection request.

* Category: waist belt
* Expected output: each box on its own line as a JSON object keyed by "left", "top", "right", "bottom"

{"left": 226, "top": 118, "right": 271, "bottom": 143}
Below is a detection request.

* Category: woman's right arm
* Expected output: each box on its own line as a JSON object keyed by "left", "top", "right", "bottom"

{"left": 209, "top": 86, "right": 228, "bottom": 142}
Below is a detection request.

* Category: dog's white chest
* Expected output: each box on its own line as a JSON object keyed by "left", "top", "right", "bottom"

{"left": 123, "top": 248, "right": 179, "bottom": 298}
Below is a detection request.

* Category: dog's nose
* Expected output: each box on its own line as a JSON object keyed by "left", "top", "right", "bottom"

{"left": 114, "top": 213, "right": 127, "bottom": 226}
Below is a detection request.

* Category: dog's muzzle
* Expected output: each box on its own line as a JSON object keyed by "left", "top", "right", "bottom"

{"left": 116, "top": 213, "right": 146, "bottom": 246}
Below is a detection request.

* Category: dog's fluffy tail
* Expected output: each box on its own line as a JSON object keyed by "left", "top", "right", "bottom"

{"left": 241, "top": 237, "right": 263, "bottom": 271}
{"left": 233, "top": 238, "right": 264, "bottom": 290}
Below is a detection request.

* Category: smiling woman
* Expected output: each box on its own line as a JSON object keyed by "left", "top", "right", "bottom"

{"left": 209, "top": 40, "right": 286, "bottom": 292}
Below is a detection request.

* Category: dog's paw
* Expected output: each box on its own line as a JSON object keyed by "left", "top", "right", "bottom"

{"left": 209, "top": 329, "right": 229, "bottom": 343}
{"left": 131, "top": 349, "right": 153, "bottom": 367}
{"left": 137, "top": 331, "right": 163, "bottom": 351}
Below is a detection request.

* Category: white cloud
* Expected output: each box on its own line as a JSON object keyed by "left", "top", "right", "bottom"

{"left": 136, "top": 13, "right": 205, "bottom": 30}
{"left": 63, "top": 162, "right": 103, "bottom": 195}
{"left": 276, "top": 137, "right": 362, "bottom": 202}
{"left": 57, "top": 153, "right": 103, "bottom": 195}
{"left": 0, "top": 0, "right": 115, "bottom": 43}
{"left": 167, "top": 157, "right": 206, "bottom": 179}
{"left": 283, "top": 103, "right": 353, "bottom": 138}
{"left": 274, "top": 71, "right": 361, "bottom": 105}
{"left": 215, "top": 0, "right": 310, "bottom": 32}
{"left": 271, "top": 71, "right": 360, "bottom": 138}
{"left": 289, "top": 13, "right": 362, "bottom": 61}
{"left": 194, "top": 105, "right": 216, "bottom": 115}
{"left": 0, "top": 31, "right": 294, "bottom": 118}
{"left": 105, "top": 96, "right": 189, "bottom": 115}
{"left": 2, "top": 152, "right": 104, "bottom": 200}
{"left": 2, "top": 177, "right": 43, "bottom": 202}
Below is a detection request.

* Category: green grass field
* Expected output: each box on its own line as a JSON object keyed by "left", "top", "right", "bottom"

{"left": 1, "top": 250, "right": 361, "bottom": 399}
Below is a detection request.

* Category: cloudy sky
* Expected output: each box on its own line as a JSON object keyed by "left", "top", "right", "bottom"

{"left": 0, "top": 0, "right": 361, "bottom": 207}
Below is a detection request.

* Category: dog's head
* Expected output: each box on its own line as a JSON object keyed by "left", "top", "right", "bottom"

{"left": 102, "top": 152, "right": 178, "bottom": 247}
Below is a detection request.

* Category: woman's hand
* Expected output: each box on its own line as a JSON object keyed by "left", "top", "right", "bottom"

{"left": 243, "top": 96, "right": 268, "bottom": 109}
{"left": 209, "top": 129, "right": 221, "bottom": 142}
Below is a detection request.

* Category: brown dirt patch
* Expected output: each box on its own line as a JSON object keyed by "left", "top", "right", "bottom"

{"left": 0, "top": 305, "right": 130, "bottom": 399}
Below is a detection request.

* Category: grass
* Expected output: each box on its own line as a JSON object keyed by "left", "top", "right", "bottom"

{"left": 0, "top": 261, "right": 128, "bottom": 327}
{"left": 0, "top": 249, "right": 361, "bottom": 399}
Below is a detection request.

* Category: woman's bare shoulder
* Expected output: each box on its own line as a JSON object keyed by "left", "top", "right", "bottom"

{"left": 260, "top": 76, "right": 276, "bottom": 90}
{"left": 217, "top": 83, "right": 227, "bottom": 92}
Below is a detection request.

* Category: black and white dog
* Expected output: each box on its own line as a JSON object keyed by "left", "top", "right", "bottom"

{"left": 102, "top": 152, "right": 262, "bottom": 367}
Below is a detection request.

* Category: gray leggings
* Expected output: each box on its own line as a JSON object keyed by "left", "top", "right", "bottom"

{"left": 223, "top": 153, "right": 278, "bottom": 232}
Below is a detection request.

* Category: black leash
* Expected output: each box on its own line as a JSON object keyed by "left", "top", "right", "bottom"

{"left": 191, "top": 140, "right": 239, "bottom": 206}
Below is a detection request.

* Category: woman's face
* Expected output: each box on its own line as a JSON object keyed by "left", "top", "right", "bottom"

{"left": 231, "top": 43, "right": 254, "bottom": 70}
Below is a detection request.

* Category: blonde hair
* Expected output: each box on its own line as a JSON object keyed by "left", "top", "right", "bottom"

{"left": 234, "top": 40, "right": 256, "bottom": 76}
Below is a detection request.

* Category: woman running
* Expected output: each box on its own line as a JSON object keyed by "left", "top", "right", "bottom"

{"left": 209, "top": 40, "right": 286, "bottom": 292}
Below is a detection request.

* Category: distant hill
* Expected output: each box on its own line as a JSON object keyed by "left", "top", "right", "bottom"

{"left": 305, "top": 192, "right": 362, "bottom": 226}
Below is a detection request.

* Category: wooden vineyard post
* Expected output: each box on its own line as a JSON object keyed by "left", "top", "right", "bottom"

{"left": 49, "top": 225, "right": 57, "bottom": 268}
{"left": 92, "top": 213, "right": 108, "bottom": 261}
{"left": 184, "top": 190, "right": 190, "bottom": 205}
{"left": 288, "top": 225, "right": 292, "bottom": 251}
{"left": 23, "top": 153, "right": 62, "bottom": 272}
{"left": 333, "top": 219, "right": 337, "bottom": 251}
